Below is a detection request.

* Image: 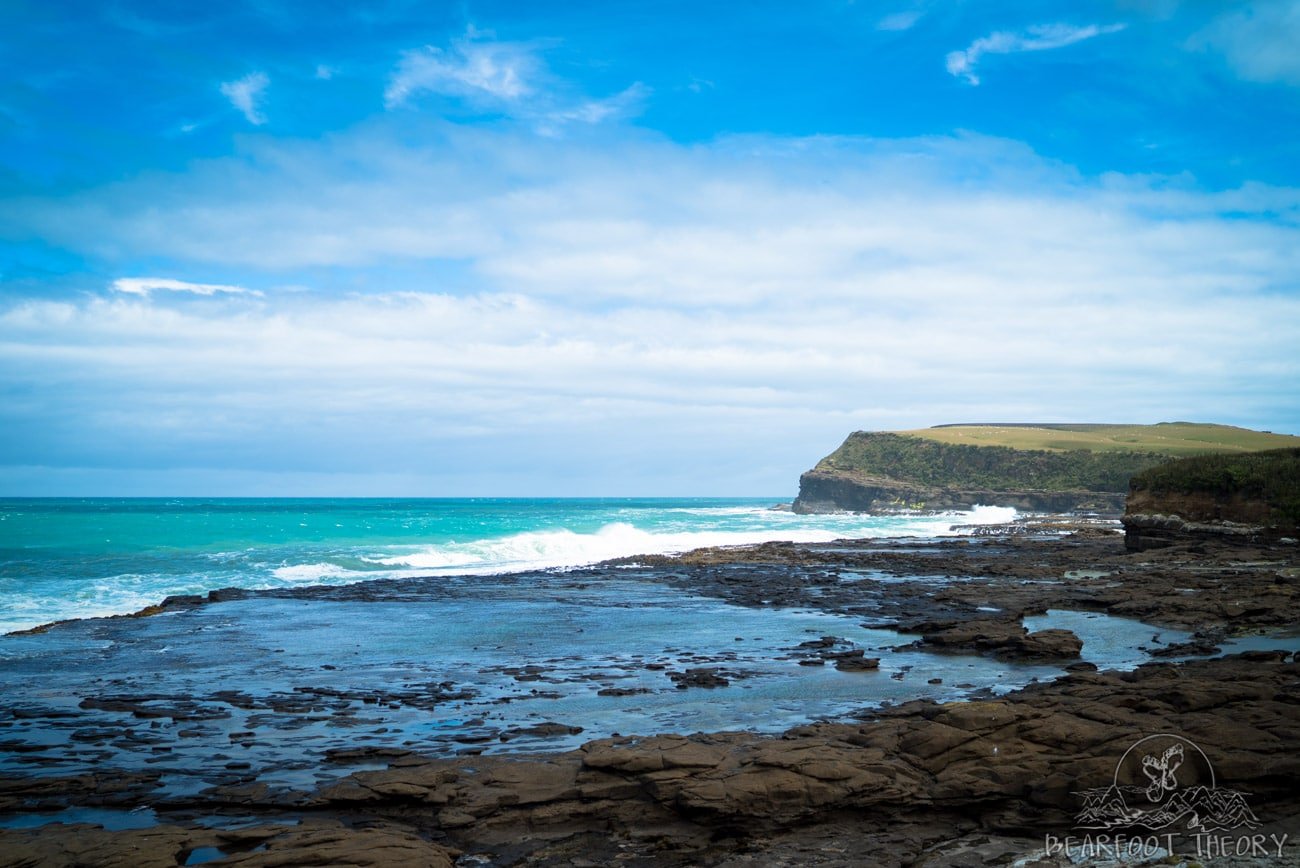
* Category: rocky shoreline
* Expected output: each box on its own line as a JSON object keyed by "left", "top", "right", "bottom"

{"left": 2, "top": 523, "right": 1298, "bottom": 866}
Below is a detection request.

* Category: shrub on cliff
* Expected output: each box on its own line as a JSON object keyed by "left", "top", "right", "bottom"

{"left": 816, "top": 432, "right": 1168, "bottom": 493}
{"left": 1128, "top": 448, "right": 1300, "bottom": 525}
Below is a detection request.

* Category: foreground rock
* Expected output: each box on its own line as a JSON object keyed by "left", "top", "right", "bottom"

{"left": 3, "top": 528, "right": 1298, "bottom": 866}
{"left": 3, "top": 653, "right": 1297, "bottom": 866}
{"left": 0, "top": 820, "right": 457, "bottom": 868}
{"left": 627, "top": 530, "right": 1300, "bottom": 637}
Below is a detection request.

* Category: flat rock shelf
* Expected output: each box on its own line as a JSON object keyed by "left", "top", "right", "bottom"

{"left": 1, "top": 527, "right": 1298, "bottom": 866}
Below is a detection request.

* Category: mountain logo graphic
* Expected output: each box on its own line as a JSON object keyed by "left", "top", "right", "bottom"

{"left": 1074, "top": 733, "right": 1260, "bottom": 833}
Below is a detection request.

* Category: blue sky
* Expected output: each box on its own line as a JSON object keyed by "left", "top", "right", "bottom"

{"left": 2, "top": 1, "right": 1299, "bottom": 495}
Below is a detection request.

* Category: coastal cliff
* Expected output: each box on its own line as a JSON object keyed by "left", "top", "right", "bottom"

{"left": 793, "top": 468, "right": 1125, "bottom": 514}
{"left": 792, "top": 429, "right": 1162, "bottom": 514}
{"left": 1123, "top": 447, "right": 1300, "bottom": 550}
{"left": 793, "top": 424, "right": 1300, "bottom": 515}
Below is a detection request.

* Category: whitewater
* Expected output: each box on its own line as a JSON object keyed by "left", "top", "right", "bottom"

{"left": 0, "top": 498, "right": 1016, "bottom": 635}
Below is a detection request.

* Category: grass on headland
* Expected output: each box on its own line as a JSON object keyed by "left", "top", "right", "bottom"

{"left": 812, "top": 424, "right": 1300, "bottom": 495}
{"left": 899, "top": 422, "right": 1300, "bottom": 456}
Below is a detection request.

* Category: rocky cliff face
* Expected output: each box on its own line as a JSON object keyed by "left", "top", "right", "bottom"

{"left": 1121, "top": 449, "right": 1300, "bottom": 550}
{"left": 792, "top": 469, "right": 1126, "bottom": 515}
{"left": 1123, "top": 489, "right": 1288, "bottom": 550}
{"left": 791, "top": 430, "right": 1157, "bottom": 515}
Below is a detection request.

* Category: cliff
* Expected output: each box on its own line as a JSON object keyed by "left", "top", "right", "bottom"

{"left": 793, "top": 424, "right": 1300, "bottom": 516}
{"left": 1122, "top": 447, "right": 1300, "bottom": 550}
{"left": 794, "top": 468, "right": 1127, "bottom": 515}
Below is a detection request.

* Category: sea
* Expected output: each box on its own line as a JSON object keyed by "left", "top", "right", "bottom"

{"left": 9, "top": 497, "right": 1272, "bottom": 795}
{"left": 0, "top": 497, "right": 1016, "bottom": 635}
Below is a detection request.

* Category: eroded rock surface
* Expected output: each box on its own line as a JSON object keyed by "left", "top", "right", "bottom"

{"left": 3, "top": 530, "right": 1298, "bottom": 866}
{"left": 4, "top": 654, "right": 1296, "bottom": 866}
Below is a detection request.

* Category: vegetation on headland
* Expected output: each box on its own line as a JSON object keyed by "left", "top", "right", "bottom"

{"left": 898, "top": 422, "right": 1300, "bottom": 456}
{"left": 1129, "top": 448, "right": 1300, "bottom": 525}
{"left": 813, "top": 424, "right": 1300, "bottom": 494}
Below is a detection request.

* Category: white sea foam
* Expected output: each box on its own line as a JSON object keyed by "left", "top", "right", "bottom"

{"left": 269, "top": 562, "right": 388, "bottom": 583}
{"left": 255, "top": 505, "right": 1022, "bottom": 587}
{"left": 367, "top": 505, "right": 1018, "bottom": 576}
{"left": 3, "top": 503, "right": 1018, "bottom": 634}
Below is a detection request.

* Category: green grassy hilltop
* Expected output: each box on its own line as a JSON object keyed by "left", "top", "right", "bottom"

{"left": 898, "top": 422, "right": 1300, "bottom": 456}
{"left": 811, "top": 423, "right": 1300, "bottom": 495}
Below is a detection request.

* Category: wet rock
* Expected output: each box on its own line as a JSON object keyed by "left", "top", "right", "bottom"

{"left": 0, "top": 820, "right": 455, "bottom": 868}
{"left": 903, "top": 618, "right": 1082, "bottom": 661}
{"left": 500, "top": 722, "right": 584, "bottom": 740}
{"left": 833, "top": 655, "right": 880, "bottom": 672}
{"left": 596, "top": 686, "right": 651, "bottom": 697}
{"left": 668, "top": 668, "right": 731, "bottom": 689}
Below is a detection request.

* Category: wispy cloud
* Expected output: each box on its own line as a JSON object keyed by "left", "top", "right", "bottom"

{"left": 384, "top": 28, "right": 645, "bottom": 132}
{"left": 112, "top": 277, "right": 261, "bottom": 297}
{"left": 946, "top": 22, "right": 1126, "bottom": 85}
{"left": 878, "top": 10, "right": 922, "bottom": 31}
{"left": 220, "top": 71, "right": 270, "bottom": 125}
{"left": 877, "top": 0, "right": 935, "bottom": 33}
{"left": 1190, "top": 2, "right": 1300, "bottom": 87}
{"left": 385, "top": 32, "right": 539, "bottom": 109}
{"left": 537, "top": 83, "right": 649, "bottom": 132}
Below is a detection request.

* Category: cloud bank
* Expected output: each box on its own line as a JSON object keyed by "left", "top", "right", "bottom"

{"left": 1, "top": 127, "right": 1296, "bottom": 493}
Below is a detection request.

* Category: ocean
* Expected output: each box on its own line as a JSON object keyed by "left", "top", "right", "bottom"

{"left": 7, "top": 497, "right": 1253, "bottom": 796}
{"left": 0, "top": 497, "right": 1015, "bottom": 635}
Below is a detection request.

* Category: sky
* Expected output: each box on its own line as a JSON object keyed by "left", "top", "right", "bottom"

{"left": 1, "top": 0, "right": 1298, "bottom": 496}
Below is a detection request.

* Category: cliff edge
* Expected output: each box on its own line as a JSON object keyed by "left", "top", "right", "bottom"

{"left": 1122, "top": 447, "right": 1300, "bottom": 550}
{"left": 793, "top": 424, "right": 1300, "bottom": 515}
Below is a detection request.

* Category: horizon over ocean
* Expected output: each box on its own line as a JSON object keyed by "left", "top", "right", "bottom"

{"left": 0, "top": 497, "right": 1018, "bottom": 635}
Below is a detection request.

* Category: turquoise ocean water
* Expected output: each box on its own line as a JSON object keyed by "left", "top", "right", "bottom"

{"left": 0, "top": 498, "right": 1015, "bottom": 635}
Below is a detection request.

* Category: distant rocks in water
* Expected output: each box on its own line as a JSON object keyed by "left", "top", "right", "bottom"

{"left": 782, "top": 635, "right": 882, "bottom": 670}
{"left": 902, "top": 618, "right": 1084, "bottom": 662}
{"left": 1122, "top": 448, "right": 1300, "bottom": 550}
{"left": 832, "top": 652, "right": 881, "bottom": 672}
{"left": 668, "top": 667, "right": 732, "bottom": 689}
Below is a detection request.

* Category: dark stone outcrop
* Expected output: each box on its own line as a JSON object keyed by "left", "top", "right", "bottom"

{"left": 6, "top": 655, "right": 1294, "bottom": 866}
{"left": 0, "top": 820, "right": 457, "bottom": 867}
{"left": 1122, "top": 448, "right": 1300, "bottom": 550}
{"left": 3, "top": 527, "right": 1297, "bottom": 866}
{"left": 1121, "top": 511, "right": 1270, "bottom": 551}
{"left": 792, "top": 469, "right": 1126, "bottom": 515}
{"left": 902, "top": 619, "right": 1083, "bottom": 661}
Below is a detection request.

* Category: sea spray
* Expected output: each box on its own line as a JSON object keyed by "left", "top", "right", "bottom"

{"left": 0, "top": 498, "right": 1018, "bottom": 633}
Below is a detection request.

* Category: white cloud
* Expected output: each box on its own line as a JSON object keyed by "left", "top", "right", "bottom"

{"left": 1191, "top": 1, "right": 1300, "bottom": 86}
{"left": 383, "top": 30, "right": 645, "bottom": 132}
{"left": 220, "top": 71, "right": 270, "bottom": 125}
{"left": 112, "top": 277, "right": 261, "bottom": 297}
{"left": 315, "top": 64, "right": 335, "bottom": 81}
{"left": 537, "top": 83, "right": 649, "bottom": 132}
{"left": 2, "top": 129, "right": 1297, "bottom": 492}
{"left": 385, "top": 35, "right": 539, "bottom": 108}
{"left": 878, "top": 10, "right": 922, "bottom": 31}
{"left": 946, "top": 22, "right": 1127, "bottom": 85}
